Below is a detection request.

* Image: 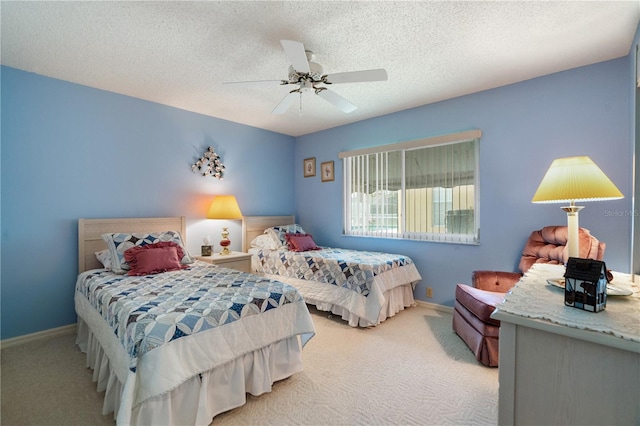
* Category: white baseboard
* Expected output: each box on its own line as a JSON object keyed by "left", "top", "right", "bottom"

{"left": 415, "top": 300, "right": 454, "bottom": 314}
{"left": 1, "top": 323, "right": 77, "bottom": 350}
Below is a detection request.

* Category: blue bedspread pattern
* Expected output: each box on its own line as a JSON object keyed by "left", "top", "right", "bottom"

{"left": 76, "top": 264, "right": 303, "bottom": 372}
{"left": 255, "top": 247, "right": 414, "bottom": 296}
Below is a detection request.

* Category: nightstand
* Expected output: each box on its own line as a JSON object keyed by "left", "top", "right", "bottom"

{"left": 196, "top": 252, "right": 252, "bottom": 273}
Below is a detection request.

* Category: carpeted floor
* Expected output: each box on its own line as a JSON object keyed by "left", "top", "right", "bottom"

{"left": 1, "top": 305, "right": 498, "bottom": 426}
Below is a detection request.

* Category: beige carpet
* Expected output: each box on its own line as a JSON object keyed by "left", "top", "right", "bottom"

{"left": 1, "top": 305, "right": 498, "bottom": 426}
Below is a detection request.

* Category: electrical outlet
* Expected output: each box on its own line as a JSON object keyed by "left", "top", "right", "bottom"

{"left": 426, "top": 287, "right": 433, "bottom": 298}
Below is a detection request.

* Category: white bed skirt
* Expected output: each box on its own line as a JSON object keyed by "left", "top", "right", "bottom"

{"left": 259, "top": 263, "right": 419, "bottom": 327}
{"left": 308, "top": 282, "right": 416, "bottom": 327}
{"left": 76, "top": 319, "right": 303, "bottom": 425}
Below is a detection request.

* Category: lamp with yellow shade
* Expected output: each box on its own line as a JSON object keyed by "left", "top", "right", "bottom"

{"left": 207, "top": 195, "right": 243, "bottom": 255}
{"left": 532, "top": 156, "right": 623, "bottom": 259}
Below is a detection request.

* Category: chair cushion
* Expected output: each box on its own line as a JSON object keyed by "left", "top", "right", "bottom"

{"left": 454, "top": 301, "right": 501, "bottom": 338}
{"left": 455, "top": 284, "right": 504, "bottom": 326}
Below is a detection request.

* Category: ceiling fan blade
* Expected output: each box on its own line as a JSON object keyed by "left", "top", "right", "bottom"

{"left": 280, "top": 40, "right": 310, "bottom": 73}
{"left": 317, "top": 89, "right": 357, "bottom": 113}
{"left": 272, "top": 91, "right": 299, "bottom": 114}
{"left": 223, "top": 80, "right": 284, "bottom": 86}
{"left": 324, "top": 69, "right": 388, "bottom": 84}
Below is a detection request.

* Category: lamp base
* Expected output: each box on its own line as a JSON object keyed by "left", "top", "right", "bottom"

{"left": 561, "top": 203, "right": 584, "bottom": 259}
{"left": 219, "top": 227, "right": 231, "bottom": 255}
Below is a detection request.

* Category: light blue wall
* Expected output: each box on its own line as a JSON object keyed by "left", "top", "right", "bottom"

{"left": 1, "top": 66, "right": 295, "bottom": 339}
{"left": 295, "top": 57, "right": 633, "bottom": 307}
{"left": 1, "top": 47, "right": 635, "bottom": 339}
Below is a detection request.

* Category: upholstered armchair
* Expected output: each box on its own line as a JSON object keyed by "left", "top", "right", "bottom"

{"left": 452, "top": 226, "right": 605, "bottom": 367}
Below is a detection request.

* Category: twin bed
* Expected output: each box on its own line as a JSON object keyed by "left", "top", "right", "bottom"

{"left": 242, "top": 216, "right": 422, "bottom": 327}
{"left": 75, "top": 217, "right": 315, "bottom": 425}
{"left": 76, "top": 215, "right": 421, "bottom": 425}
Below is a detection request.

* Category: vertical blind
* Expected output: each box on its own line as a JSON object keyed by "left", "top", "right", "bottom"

{"left": 340, "top": 130, "right": 481, "bottom": 244}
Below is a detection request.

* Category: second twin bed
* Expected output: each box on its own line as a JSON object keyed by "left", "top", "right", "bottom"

{"left": 242, "top": 215, "right": 422, "bottom": 327}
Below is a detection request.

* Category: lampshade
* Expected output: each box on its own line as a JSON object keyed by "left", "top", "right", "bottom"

{"left": 207, "top": 195, "right": 243, "bottom": 219}
{"left": 532, "top": 156, "right": 623, "bottom": 204}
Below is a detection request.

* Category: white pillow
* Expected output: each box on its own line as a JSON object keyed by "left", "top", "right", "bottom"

{"left": 95, "top": 249, "right": 112, "bottom": 270}
{"left": 250, "top": 234, "right": 281, "bottom": 250}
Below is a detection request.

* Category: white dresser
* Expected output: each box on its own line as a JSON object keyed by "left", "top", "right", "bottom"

{"left": 491, "top": 264, "right": 640, "bottom": 425}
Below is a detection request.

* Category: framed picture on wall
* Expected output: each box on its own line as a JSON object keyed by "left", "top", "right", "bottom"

{"left": 321, "top": 161, "right": 334, "bottom": 182}
{"left": 304, "top": 157, "right": 316, "bottom": 177}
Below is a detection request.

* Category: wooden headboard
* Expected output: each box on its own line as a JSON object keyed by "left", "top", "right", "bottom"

{"left": 78, "top": 217, "right": 187, "bottom": 273}
{"left": 241, "top": 215, "right": 295, "bottom": 252}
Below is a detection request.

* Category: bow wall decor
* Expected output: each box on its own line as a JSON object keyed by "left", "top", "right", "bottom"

{"left": 192, "top": 146, "right": 225, "bottom": 179}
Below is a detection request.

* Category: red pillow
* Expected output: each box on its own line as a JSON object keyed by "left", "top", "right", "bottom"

{"left": 124, "top": 242, "right": 187, "bottom": 276}
{"left": 285, "top": 233, "right": 321, "bottom": 252}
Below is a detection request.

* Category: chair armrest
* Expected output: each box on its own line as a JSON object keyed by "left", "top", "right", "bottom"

{"left": 472, "top": 270, "right": 523, "bottom": 293}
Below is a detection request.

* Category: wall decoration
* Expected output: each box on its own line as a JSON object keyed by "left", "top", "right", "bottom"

{"left": 192, "top": 146, "right": 225, "bottom": 179}
{"left": 304, "top": 157, "right": 316, "bottom": 177}
{"left": 321, "top": 161, "right": 334, "bottom": 182}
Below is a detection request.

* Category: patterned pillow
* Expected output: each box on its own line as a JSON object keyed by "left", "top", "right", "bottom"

{"left": 265, "top": 224, "right": 306, "bottom": 247}
{"left": 102, "top": 230, "right": 194, "bottom": 274}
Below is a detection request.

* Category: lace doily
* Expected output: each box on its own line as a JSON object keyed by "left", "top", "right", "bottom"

{"left": 494, "top": 263, "right": 640, "bottom": 343}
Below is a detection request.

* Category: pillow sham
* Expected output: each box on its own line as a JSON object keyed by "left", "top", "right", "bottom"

{"left": 124, "top": 242, "right": 187, "bottom": 276}
{"left": 266, "top": 224, "right": 306, "bottom": 247}
{"left": 285, "top": 233, "right": 321, "bottom": 252}
{"left": 102, "top": 230, "right": 194, "bottom": 274}
{"left": 95, "top": 249, "right": 113, "bottom": 270}
{"left": 250, "top": 234, "right": 281, "bottom": 250}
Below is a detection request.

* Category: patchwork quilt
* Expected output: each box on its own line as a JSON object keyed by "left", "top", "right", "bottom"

{"left": 254, "top": 247, "right": 415, "bottom": 296}
{"left": 253, "top": 247, "right": 421, "bottom": 326}
{"left": 76, "top": 263, "right": 313, "bottom": 373}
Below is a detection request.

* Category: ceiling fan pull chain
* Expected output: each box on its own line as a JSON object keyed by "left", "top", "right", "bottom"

{"left": 299, "top": 92, "right": 303, "bottom": 116}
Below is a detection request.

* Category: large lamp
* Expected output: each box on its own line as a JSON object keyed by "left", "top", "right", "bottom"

{"left": 207, "top": 195, "right": 243, "bottom": 255}
{"left": 532, "top": 156, "right": 623, "bottom": 258}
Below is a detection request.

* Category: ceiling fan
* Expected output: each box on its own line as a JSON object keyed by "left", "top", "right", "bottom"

{"left": 224, "top": 40, "right": 388, "bottom": 115}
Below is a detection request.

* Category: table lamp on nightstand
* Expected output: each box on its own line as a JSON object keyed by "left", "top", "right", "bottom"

{"left": 532, "top": 156, "right": 623, "bottom": 258}
{"left": 207, "top": 195, "right": 243, "bottom": 255}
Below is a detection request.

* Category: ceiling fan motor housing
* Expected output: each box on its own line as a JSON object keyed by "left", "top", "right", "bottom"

{"left": 288, "top": 51, "right": 324, "bottom": 82}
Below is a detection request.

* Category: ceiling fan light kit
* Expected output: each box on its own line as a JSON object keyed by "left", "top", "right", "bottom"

{"left": 225, "top": 39, "right": 388, "bottom": 115}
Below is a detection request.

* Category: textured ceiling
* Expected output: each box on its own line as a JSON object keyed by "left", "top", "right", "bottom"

{"left": 2, "top": 1, "right": 639, "bottom": 137}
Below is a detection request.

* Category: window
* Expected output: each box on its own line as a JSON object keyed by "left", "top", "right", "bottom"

{"left": 340, "top": 130, "right": 480, "bottom": 244}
